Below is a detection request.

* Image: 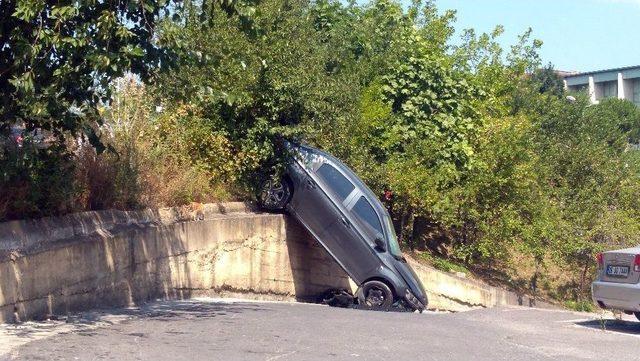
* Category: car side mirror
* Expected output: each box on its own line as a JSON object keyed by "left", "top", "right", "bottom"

{"left": 374, "top": 237, "right": 386, "bottom": 252}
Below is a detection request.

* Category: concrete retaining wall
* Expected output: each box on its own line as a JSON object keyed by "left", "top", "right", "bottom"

{"left": 0, "top": 203, "right": 550, "bottom": 323}
{"left": 407, "top": 259, "right": 553, "bottom": 312}
{"left": 0, "top": 203, "right": 353, "bottom": 323}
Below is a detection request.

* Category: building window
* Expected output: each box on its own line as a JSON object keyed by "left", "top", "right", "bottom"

{"left": 568, "top": 84, "right": 587, "bottom": 94}
{"left": 634, "top": 79, "right": 640, "bottom": 106}
{"left": 601, "top": 81, "right": 618, "bottom": 99}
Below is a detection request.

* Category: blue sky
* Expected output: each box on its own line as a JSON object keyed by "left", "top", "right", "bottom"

{"left": 427, "top": 0, "right": 639, "bottom": 72}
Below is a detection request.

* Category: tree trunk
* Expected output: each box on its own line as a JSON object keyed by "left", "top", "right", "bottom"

{"left": 530, "top": 258, "right": 540, "bottom": 307}
{"left": 579, "top": 260, "right": 589, "bottom": 302}
{"left": 397, "top": 206, "right": 414, "bottom": 249}
{"left": 406, "top": 210, "right": 415, "bottom": 251}
{"left": 411, "top": 216, "right": 427, "bottom": 250}
{"left": 398, "top": 208, "right": 407, "bottom": 245}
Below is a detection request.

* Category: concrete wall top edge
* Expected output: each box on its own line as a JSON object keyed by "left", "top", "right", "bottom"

{"left": 0, "top": 202, "right": 258, "bottom": 252}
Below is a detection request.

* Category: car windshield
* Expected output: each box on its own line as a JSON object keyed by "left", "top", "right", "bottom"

{"left": 383, "top": 215, "right": 403, "bottom": 259}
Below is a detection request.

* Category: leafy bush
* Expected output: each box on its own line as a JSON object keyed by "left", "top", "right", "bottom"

{"left": 75, "top": 79, "right": 236, "bottom": 211}
{"left": 0, "top": 143, "right": 78, "bottom": 220}
{"left": 564, "top": 300, "right": 595, "bottom": 313}
{"left": 156, "top": 0, "right": 355, "bottom": 190}
{"left": 420, "top": 252, "right": 470, "bottom": 275}
{"left": 0, "top": 0, "right": 174, "bottom": 145}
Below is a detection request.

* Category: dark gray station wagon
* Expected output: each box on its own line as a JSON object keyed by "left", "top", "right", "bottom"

{"left": 258, "top": 143, "right": 427, "bottom": 311}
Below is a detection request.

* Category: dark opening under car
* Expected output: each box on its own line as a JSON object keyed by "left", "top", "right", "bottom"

{"left": 258, "top": 142, "right": 428, "bottom": 311}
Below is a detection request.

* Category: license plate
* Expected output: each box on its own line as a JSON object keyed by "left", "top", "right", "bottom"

{"left": 606, "top": 265, "right": 630, "bottom": 277}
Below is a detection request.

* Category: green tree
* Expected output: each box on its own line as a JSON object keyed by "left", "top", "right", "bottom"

{"left": 0, "top": 0, "right": 177, "bottom": 144}
{"left": 534, "top": 97, "right": 640, "bottom": 299}
{"left": 156, "top": 0, "right": 359, "bottom": 188}
{"left": 530, "top": 63, "right": 565, "bottom": 97}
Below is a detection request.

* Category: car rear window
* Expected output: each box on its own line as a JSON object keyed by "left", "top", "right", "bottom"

{"left": 352, "top": 196, "right": 383, "bottom": 236}
{"left": 316, "top": 163, "right": 355, "bottom": 200}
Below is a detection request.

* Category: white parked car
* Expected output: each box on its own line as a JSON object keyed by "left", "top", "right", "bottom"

{"left": 592, "top": 247, "right": 640, "bottom": 320}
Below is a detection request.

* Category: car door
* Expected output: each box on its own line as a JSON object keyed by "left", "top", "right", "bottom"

{"left": 342, "top": 195, "right": 385, "bottom": 276}
{"left": 290, "top": 162, "right": 373, "bottom": 283}
{"left": 289, "top": 161, "right": 352, "bottom": 236}
{"left": 348, "top": 195, "right": 385, "bottom": 246}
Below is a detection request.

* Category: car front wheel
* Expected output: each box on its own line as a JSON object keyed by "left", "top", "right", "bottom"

{"left": 258, "top": 178, "right": 292, "bottom": 211}
{"left": 358, "top": 280, "right": 394, "bottom": 311}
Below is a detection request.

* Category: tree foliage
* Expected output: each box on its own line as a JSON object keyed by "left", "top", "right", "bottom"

{"left": 2, "top": 0, "right": 640, "bottom": 304}
{"left": 0, "top": 0, "right": 177, "bottom": 144}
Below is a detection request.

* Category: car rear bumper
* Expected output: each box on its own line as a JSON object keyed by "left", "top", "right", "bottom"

{"left": 592, "top": 280, "right": 640, "bottom": 312}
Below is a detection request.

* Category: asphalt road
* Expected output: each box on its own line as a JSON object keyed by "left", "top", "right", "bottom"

{"left": 3, "top": 298, "right": 640, "bottom": 361}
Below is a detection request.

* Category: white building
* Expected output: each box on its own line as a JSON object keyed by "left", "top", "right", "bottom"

{"left": 563, "top": 65, "right": 640, "bottom": 106}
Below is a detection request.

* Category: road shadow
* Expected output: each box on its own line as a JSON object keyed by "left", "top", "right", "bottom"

{"left": 0, "top": 209, "right": 198, "bottom": 323}
{"left": 283, "top": 215, "right": 353, "bottom": 303}
{"left": 1, "top": 299, "right": 270, "bottom": 342}
{"left": 575, "top": 318, "right": 640, "bottom": 335}
{"left": 123, "top": 299, "right": 270, "bottom": 322}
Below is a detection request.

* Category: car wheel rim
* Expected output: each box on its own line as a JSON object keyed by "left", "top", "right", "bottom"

{"left": 365, "top": 288, "right": 386, "bottom": 307}
{"left": 261, "top": 180, "right": 287, "bottom": 208}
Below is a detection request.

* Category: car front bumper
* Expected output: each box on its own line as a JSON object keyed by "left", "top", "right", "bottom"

{"left": 592, "top": 280, "right": 640, "bottom": 312}
{"left": 404, "top": 289, "right": 426, "bottom": 311}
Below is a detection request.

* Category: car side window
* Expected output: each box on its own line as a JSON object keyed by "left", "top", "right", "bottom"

{"left": 316, "top": 163, "right": 355, "bottom": 200}
{"left": 352, "top": 196, "right": 383, "bottom": 236}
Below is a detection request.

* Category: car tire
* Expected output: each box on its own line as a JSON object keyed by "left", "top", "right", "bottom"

{"left": 634, "top": 312, "right": 640, "bottom": 321}
{"left": 258, "top": 177, "right": 292, "bottom": 211}
{"left": 358, "top": 280, "right": 394, "bottom": 311}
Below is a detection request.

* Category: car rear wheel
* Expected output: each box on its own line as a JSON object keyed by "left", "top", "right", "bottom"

{"left": 258, "top": 178, "right": 292, "bottom": 211}
{"left": 359, "top": 280, "right": 394, "bottom": 310}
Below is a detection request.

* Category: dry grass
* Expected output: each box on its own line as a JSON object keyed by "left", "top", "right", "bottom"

{"left": 466, "top": 246, "right": 594, "bottom": 307}
{"left": 70, "top": 78, "right": 240, "bottom": 213}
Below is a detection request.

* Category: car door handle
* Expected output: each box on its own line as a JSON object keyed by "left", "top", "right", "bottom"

{"left": 306, "top": 179, "right": 316, "bottom": 189}
{"left": 340, "top": 217, "right": 350, "bottom": 227}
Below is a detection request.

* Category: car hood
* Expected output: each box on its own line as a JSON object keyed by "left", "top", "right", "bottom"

{"left": 394, "top": 260, "right": 427, "bottom": 303}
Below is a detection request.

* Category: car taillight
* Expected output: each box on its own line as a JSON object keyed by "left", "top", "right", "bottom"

{"left": 634, "top": 255, "right": 640, "bottom": 272}
{"left": 596, "top": 253, "right": 603, "bottom": 269}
